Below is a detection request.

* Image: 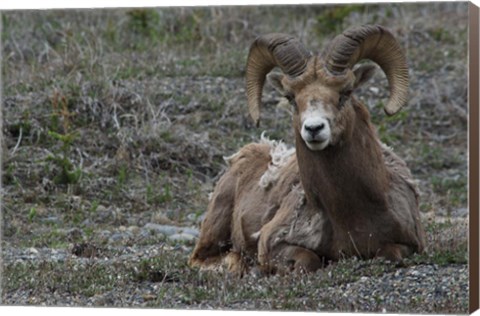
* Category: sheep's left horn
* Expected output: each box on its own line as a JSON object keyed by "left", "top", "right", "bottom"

{"left": 323, "top": 25, "right": 409, "bottom": 116}
{"left": 246, "top": 34, "right": 311, "bottom": 126}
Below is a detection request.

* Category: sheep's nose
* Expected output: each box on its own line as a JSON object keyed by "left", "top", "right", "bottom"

{"left": 305, "top": 122, "right": 325, "bottom": 135}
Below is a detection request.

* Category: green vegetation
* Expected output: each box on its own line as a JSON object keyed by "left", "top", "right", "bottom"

{"left": 1, "top": 3, "right": 469, "bottom": 313}
{"left": 5, "top": 260, "right": 126, "bottom": 298}
{"left": 316, "top": 4, "right": 365, "bottom": 34}
{"left": 431, "top": 175, "right": 468, "bottom": 207}
{"left": 371, "top": 101, "right": 410, "bottom": 145}
{"left": 428, "top": 27, "right": 456, "bottom": 44}
{"left": 28, "top": 207, "right": 37, "bottom": 223}
{"left": 46, "top": 131, "right": 83, "bottom": 185}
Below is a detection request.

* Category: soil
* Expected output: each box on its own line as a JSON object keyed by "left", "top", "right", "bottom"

{"left": 1, "top": 3, "right": 470, "bottom": 313}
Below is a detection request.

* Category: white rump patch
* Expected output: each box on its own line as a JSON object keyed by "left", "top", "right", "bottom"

{"left": 258, "top": 132, "right": 295, "bottom": 189}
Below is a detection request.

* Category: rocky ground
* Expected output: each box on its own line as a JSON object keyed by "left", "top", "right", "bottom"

{"left": 1, "top": 3, "right": 470, "bottom": 313}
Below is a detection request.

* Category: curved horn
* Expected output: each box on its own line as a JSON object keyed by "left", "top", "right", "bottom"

{"left": 246, "top": 34, "right": 311, "bottom": 126}
{"left": 323, "top": 25, "right": 409, "bottom": 116}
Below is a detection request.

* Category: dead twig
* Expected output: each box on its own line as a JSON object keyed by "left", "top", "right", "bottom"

{"left": 11, "top": 126, "right": 23, "bottom": 156}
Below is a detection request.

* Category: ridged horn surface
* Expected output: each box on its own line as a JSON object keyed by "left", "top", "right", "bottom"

{"left": 246, "top": 34, "right": 311, "bottom": 126}
{"left": 323, "top": 25, "right": 409, "bottom": 115}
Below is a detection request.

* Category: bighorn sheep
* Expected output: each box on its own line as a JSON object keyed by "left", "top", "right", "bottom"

{"left": 189, "top": 25, "right": 426, "bottom": 275}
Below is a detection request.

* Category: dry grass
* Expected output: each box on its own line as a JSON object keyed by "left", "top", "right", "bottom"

{"left": 1, "top": 2, "right": 469, "bottom": 312}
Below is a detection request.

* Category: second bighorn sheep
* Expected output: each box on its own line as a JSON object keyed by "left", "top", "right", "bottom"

{"left": 189, "top": 25, "right": 426, "bottom": 275}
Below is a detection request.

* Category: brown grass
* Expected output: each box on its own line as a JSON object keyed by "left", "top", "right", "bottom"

{"left": 1, "top": 3, "right": 469, "bottom": 312}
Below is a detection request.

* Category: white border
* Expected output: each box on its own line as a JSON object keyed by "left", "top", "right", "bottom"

{"left": 0, "top": 1, "right": 477, "bottom": 316}
{"left": 0, "top": 306, "right": 438, "bottom": 316}
{"left": 0, "top": 0, "right": 477, "bottom": 10}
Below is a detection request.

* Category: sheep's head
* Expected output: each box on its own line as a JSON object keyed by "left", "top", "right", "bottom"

{"left": 246, "top": 25, "right": 409, "bottom": 151}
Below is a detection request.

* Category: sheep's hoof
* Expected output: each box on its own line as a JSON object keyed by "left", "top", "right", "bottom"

{"left": 377, "top": 243, "right": 412, "bottom": 261}
{"left": 188, "top": 254, "right": 224, "bottom": 271}
{"left": 224, "top": 252, "right": 249, "bottom": 277}
{"left": 261, "top": 245, "right": 324, "bottom": 275}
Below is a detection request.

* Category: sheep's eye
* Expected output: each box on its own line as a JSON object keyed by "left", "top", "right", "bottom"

{"left": 339, "top": 90, "right": 352, "bottom": 107}
{"left": 285, "top": 94, "right": 298, "bottom": 111}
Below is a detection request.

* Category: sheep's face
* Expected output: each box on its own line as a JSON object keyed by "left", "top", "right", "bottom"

{"left": 268, "top": 62, "right": 376, "bottom": 151}
{"left": 293, "top": 83, "right": 340, "bottom": 151}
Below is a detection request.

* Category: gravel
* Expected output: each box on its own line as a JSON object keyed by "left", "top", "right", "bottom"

{"left": 333, "top": 264, "right": 468, "bottom": 313}
{"left": 142, "top": 223, "right": 199, "bottom": 237}
{"left": 1, "top": 244, "right": 468, "bottom": 312}
{"left": 1, "top": 4, "right": 469, "bottom": 313}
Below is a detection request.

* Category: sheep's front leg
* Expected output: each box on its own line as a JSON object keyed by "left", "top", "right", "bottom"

{"left": 278, "top": 244, "right": 325, "bottom": 273}
{"left": 224, "top": 251, "right": 251, "bottom": 276}
{"left": 377, "top": 243, "right": 413, "bottom": 261}
{"left": 189, "top": 170, "right": 236, "bottom": 269}
{"left": 258, "top": 242, "right": 324, "bottom": 275}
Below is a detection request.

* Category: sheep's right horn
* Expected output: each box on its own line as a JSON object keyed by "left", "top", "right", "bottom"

{"left": 246, "top": 34, "right": 311, "bottom": 126}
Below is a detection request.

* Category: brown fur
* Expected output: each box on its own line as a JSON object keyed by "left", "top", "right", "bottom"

{"left": 189, "top": 56, "right": 426, "bottom": 275}
{"left": 189, "top": 143, "right": 271, "bottom": 270}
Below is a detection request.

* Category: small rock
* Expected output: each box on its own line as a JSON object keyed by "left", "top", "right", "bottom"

{"left": 142, "top": 294, "right": 157, "bottom": 301}
{"left": 128, "top": 226, "right": 140, "bottom": 234}
{"left": 187, "top": 212, "right": 206, "bottom": 225}
{"left": 144, "top": 223, "right": 177, "bottom": 236}
{"left": 96, "top": 205, "right": 107, "bottom": 213}
{"left": 177, "top": 227, "right": 199, "bottom": 237}
{"left": 97, "top": 230, "right": 112, "bottom": 244}
{"left": 452, "top": 207, "right": 468, "bottom": 217}
{"left": 186, "top": 213, "right": 197, "bottom": 222}
{"left": 96, "top": 207, "right": 114, "bottom": 223}
{"left": 81, "top": 219, "right": 92, "bottom": 226}
{"left": 67, "top": 228, "right": 84, "bottom": 241}
{"left": 41, "top": 216, "right": 61, "bottom": 225}
{"left": 169, "top": 233, "right": 196, "bottom": 242}
{"left": 71, "top": 243, "right": 99, "bottom": 258}
{"left": 150, "top": 212, "right": 177, "bottom": 225}
{"left": 143, "top": 223, "right": 198, "bottom": 237}
{"left": 28, "top": 247, "right": 39, "bottom": 255}
{"left": 109, "top": 233, "right": 128, "bottom": 243}
{"left": 139, "top": 229, "right": 152, "bottom": 239}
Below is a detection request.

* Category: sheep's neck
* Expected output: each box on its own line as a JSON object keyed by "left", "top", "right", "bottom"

{"left": 295, "top": 106, "right": 390, "bottom": 226}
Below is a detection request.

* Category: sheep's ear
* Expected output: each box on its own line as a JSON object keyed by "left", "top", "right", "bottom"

{"left": 353, "top": 64, "right": 377, "bottom": 90}
{"left": 267, "top": 72, "right": 287, "bottom": 95}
